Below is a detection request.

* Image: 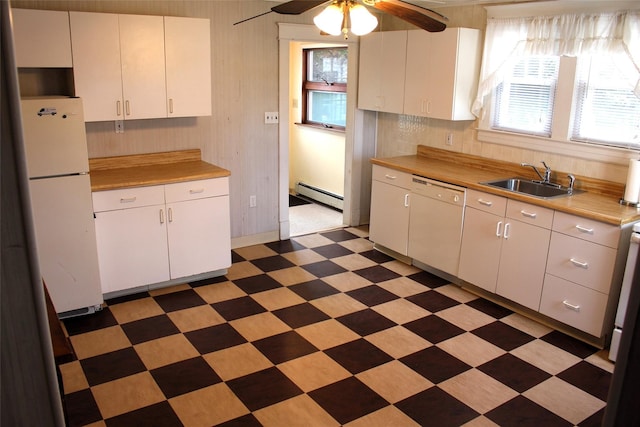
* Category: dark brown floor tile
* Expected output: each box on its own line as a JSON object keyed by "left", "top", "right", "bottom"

{"left": 407, "top": 290, "right": 459, "bottom": 312}
{"left": 325, "top": 338, "right": 393, "bottom": 374}
{"left": 472, "top": 321, "right": 535, "bottom": 351}
{"left": 466, "top": 297, "right": 514, "bottom": 319}
{"left": 301, "top": 260, "right": 347, "bottom": 278}
{"left": 578, "top": 407, "right": 605, "bottom": 427}
{"left": 321, "top": 229, "right": 359, "bottom": 242}
{"left": 486, "top": 395, "right": 572, "bottom": 427}
{"left": 312, "top": 243, "right": 354, "bottom": 259}
{"left": 252, "top": 331, "right": 318, "bottom": 364}
{"left": 289, "top": 279, "right": 340, "bottom": 301}
{"left": 189, "top": 274, "right": 227, "bottom": 288}
{"left": 404, "top": 315, "right": 464, "bottom": 344}
{"left": 309, "top": 376, "right": 388, "bottom": 425}
{"left": 81, "top": 347, "right": 146, "bottom": 386}
{"left": 477, "top": 353, "right": 550, "bottom": 393}
{"left": 64, "top": 388, "right": 103, "bottom": 427}
{"left": 359, "top": 249, "right": 395, "bottom": 263}
{"left": 63, "top": 307, "right": 118, "bottom": 336}
{"left": 211, "top": 296, "right": 266, "bottom": 321}
{"left": 401, "top": 346, "right": 470, "bottom": 383}
{"left": 265, "top": 239, "right": 306, "bottom": 254}
{"left": 353, "top": 265, "right": 401, "bottom": 283}
{"left": 105, "top": 401, "right": 183, "bottom": 427}
{"left": 273, "top": 303, "right": 331, "bottom": 328}
{"left": 406, "top": 270, "right": 449, "bottom": 288}
{"left": 150, "top": 357, "right": 222, "bottom": 398}
{"left": 346, "top": 285, "right": 399, "bottom": 307}
{"left": 184, "top": 323, "right": 247, "bottom": 354}
{"left": 217, "top": 413, "right": 263, "bottom": 427}
{"left": 337, "top": 308, "right": 397, "bottom": 336}
{"left": 231, "top": 251, "right": 245, "bottom": 263}
{"left": 233, "top": 273, "right": 284, "bottom": 294}
{"left": 396, "top": 387, "right": 478, "bottom": 427}
{"left": 121, "top": 314, "right": 180, "bottom": 344}
{"left": 557, "top": 361, "right": 612, "bottom": 401}
{"left": 249, "top": 255, "right": 296, "bottom": 273}
{"left": 153, "top": 289, "right": 207, "bottom": 313}
{"left": 541, "top": 330, "right": 600, "bottom": 359}
{"left": 226, "top": 367, "right": 303, "bottom": 411}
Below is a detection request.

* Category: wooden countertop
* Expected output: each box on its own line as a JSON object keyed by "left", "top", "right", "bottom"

{"left": 372, "top": 146, "right": 640, "bottom": 226}
{"left": 89, "top": 149, "right": 230, "bottom": 192}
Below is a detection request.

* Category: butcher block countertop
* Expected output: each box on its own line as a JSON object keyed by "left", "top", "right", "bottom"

{"left": 372, "top": 145, "right": 640, "bottom": 226}
{"left": 89, "top": 149, "right": 230, "bottom": 192}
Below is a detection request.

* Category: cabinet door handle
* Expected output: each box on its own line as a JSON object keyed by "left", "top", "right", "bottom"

{"left": 168, "top": 207, "right": 173, "bottom": 223}
{"left": 125, "top": 100, "right": 131, "bottom": 116}
{"left": 496, "top": 221, "right": 503, "bottom": 237}
{"left": 575, "top": 225, "right": 594, "bottom": 234}
{"left": 503, "top": 222, "right": 511, "bottom": 239}
{"left": 160, "top": 209, "right": 165, "bottom": 224}
{"left": 169, "top": 98, "right": 174, "bottom": 114}
{"left": 190, "top": 188, "right": 205, "bottom": 194}
{"left": 520, "top": 210, "right": 537, "bottom": 218}
{"left": 562, "top": 300, "right": 581, "bottom": 312}
{"left": 120, "top": 197, "right": 136, "bottom": 203}
{"left": 116, "top": 100, "right": 122, "bottom": 116}
{"left": 478, "top": 199, "right": 492, "bottom": 207}
{"left": 570, "top": 258, "right": 589, "bottom": 269}
{"left": 404, "top": 193, "right": 410, "bottom": 207}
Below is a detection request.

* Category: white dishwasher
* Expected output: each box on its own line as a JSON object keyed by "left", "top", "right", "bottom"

{"left": 408, "top": 176, "right": 466, "bottom": 276}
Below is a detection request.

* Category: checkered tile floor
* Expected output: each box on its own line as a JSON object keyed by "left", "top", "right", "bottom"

{"left": 60, "top": 227, "right": 614, "bottom": 426}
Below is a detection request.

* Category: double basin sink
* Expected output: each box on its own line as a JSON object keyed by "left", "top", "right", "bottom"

{"left": 481, "top": 177, "right": 579, "bottom": 199}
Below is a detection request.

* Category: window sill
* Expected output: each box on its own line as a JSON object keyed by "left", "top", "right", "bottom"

{"left": 477, "top": 128, "right": 637, "bottom": 166}
{"left": 294, "top": 122, "right": 345, "bottom": 133}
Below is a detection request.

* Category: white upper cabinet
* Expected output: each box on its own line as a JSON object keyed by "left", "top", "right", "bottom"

{"left": 164, "top": 16, "right": 212, "bottom": 118}
{"left": 12, "top": 9, "right": 72, "bottom": 68}
{"left": 357, "top": 31, "right": 407, "bottom": 113}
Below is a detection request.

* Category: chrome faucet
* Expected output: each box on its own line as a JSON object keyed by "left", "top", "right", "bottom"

{"left": 567, "top": 174, "right": 576, "bottom": 194}
{"left": 521, "top": 161, "right": 551, "bottom": 184}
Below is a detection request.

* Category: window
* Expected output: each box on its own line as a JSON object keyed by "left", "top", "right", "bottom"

{"left": 302, "top": 47, "right": 347, "bottom": 129}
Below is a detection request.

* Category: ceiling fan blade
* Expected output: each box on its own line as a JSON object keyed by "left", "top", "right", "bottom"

{"left": 373, "top": 0, "right": 447, "bottom": 32}
{"left": 271, "top": 0, "right": 329, "bottom": 15}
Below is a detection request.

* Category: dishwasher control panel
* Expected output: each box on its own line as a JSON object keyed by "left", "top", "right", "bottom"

{"left": 411, "top": 176, "right": 466, "bottom": 206}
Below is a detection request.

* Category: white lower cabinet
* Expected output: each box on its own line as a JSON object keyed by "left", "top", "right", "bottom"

{"left": 93, "top": 178, "right": 230, "bottom": 294}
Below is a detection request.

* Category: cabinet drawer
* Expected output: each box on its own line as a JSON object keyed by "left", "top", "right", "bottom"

{"left": 506, "top": 199, "right": 554, "bottom": 229}
{"left": 93, "top": 185, "right": 165, "bottom": 212}
{"left": 546, "top": 232, "right": 616, "bottom": 294}
{"left": 540, "top": 274, "right": 608, "bottom": 337}
{"left": 372, "top": 165, "right": 412, "bottom": 189}
{"left": 165, "top": 178, "right": 229, "bottom": 203}
{"left": 552, "top": 211, "right": 620, "bottom": 248}
{"left": 465, "top": 189, "right": 507, "bottom": 216}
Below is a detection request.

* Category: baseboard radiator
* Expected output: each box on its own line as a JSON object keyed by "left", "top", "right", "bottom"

{"left": 295, "top": 182, "right": 344, "bottom": 211}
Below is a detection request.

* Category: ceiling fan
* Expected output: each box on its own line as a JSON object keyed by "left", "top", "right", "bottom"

{"left": 234, "top": 0, "right": 448, "bottom": 37}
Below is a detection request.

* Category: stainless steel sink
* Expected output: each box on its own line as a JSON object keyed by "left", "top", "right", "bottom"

{"left": 481, "top": 177, "right": 579, "bottom": 199}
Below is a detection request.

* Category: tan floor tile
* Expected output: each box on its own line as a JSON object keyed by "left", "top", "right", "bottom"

{"left": 278, "top": 352, "right": 351, "bottom": 392}
{"left": 167, "top": 305, "right": 226, "bottom": 333}
{"left": 134, "top": 334, "right": 200, "bottom": 370}
{"left": 254, "top": 394, "right": 339, "bottom": 427}
{"left": 296, "top": 319, "right": 360, "bottom": 350}
{"left": 331, "top": 254, "right": 377, "bottom": 271}
{"left": 338, "top": 237, "right": 374, "bottom": 253}
{"left": 439, "top": 369, "right": 518, "bottom": 414}
{"left": 203, "top": 343, "right": 273, "bottom": 381}
{"left": 251, "top": 287, "right": 306, "bottom": 311}
{"left": 378, "top": 276, "right": 433, "bottom": 297}
{"left": 59, "top": 361, "right": 89, "bottom": 394}
{"left": 84, "top": 421, "right": 107, "bottom": 427}
{"left": 380, "top": 260, "right": 422, "bottom": 277}
{"left": 586, "top": 349, "right": 615, "bottom": 373}
{"left": 500, "top": 313, "right": 553, "bottom": 338}
{"left": 322, "top": 272, "right": 372, "bottom": 293}
{"left": 91, "top": 371, "right": 165, "bottom": 419}
{"left": 357, "top": 361, "right": 432, "bottom": 403}
{"left": 225, "top": 260, "right": 263, "bottom": 280}
{"left": 510, "top": 339, "right": 582, "bottom": 375}
{"left": 523, "top": 377, "right": 606, "bottom": 424}
{"left": 230, "top": 312, "right": 291, "bottom": 341}
{"left": 281, "top": 248, "right": 327, "bottom": 266}
{"left": 435, "top": 284, "right": 478, "bottom": 303}
{"left": 345, "top": 405, "right": 421, "bottom": 427}
{"left": 310, "top": 293, "right": 367, "bottom": 318}
{"left": 170, "top": 383, "right": 249, "bottom": 427}
{"left": 148, "top": 283, "right": 191, "bottom": 296}
{"left": 372, "top": 299, "right": 431, "bottom": 324}
{"left": 69, "top": 326, "right": 131, "bottom": 360}
{"left": 437, "top": 304, "right": 496, "bottom": 331}
{"left": 345, "top": 226, "right": 369, "bottom": 238}
{"left": 233, "top": 244, "right": 278, "bottom": 261}
{"left": 365, "top": 326, "right": 431, "bottom": 359}
{"left": 268, "top": 266, "right": 317, "bottom": 286}
{"left": 108, "top": 297, "right": 165, "bottom": 324}
{"left": 461, "top": 416, "right": 501, "bottom": 427}
{"left": 438, "top": 333, "right": 505, "bottom": 367}
{"left": 194, "top": 281, "right": 246, "bottom": 304}
{"left": 291, "top": 234, "right": 335, "bottom": 248}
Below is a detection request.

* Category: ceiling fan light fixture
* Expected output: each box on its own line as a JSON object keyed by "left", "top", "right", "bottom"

{"left": 314, "top": 1, "right": 378, "bottom": 39}
{"left": 349, "top": 4, "right": 378, "bottom": 36}
{"left": 313, "top": 3, "right": 343, "bottom": 36}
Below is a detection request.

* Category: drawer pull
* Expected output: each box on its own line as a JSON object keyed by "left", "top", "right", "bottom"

{"left": 575, "top": 225, "right": 594, "bottom": 234}
{"left": 384, "top": 174, "right": 397, "bottom": 180}
{"left": 562, "top": 300, "right": 581, "bottom": 312}
{"left": 570, "top": 258, "right": 589, "bottom": 269}
{"left": 478, "top": 199, "right": 493, "bottom": 207}
{"left": 189, "top": 188, "right": 205, "bottom": 194}
{"left": 520, "top": 210, "right": 537, "bottom": 218}
{"left": 120, "top": 197, "right": 137, "bottom": 203}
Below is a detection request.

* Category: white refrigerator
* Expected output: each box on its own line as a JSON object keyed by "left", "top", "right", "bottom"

{"left": 21, "top": 96, "right": 103, "bottom": 316}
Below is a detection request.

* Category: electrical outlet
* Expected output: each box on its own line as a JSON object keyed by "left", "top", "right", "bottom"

{"left": 446, "top": 133, "right": 453, "bottom": 146}
{"left": 249, "top": 195, "right": 257, "bottom": 207}
{"left": 115, "top": 120, "right": 124, "bottom": 133}
{"left": 265, "top": 112, "right": 279, "bottom": 124}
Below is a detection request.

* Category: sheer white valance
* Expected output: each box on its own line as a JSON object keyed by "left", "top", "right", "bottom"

{"left": 472, "top": 10, "right": 640, "bottom": 117}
